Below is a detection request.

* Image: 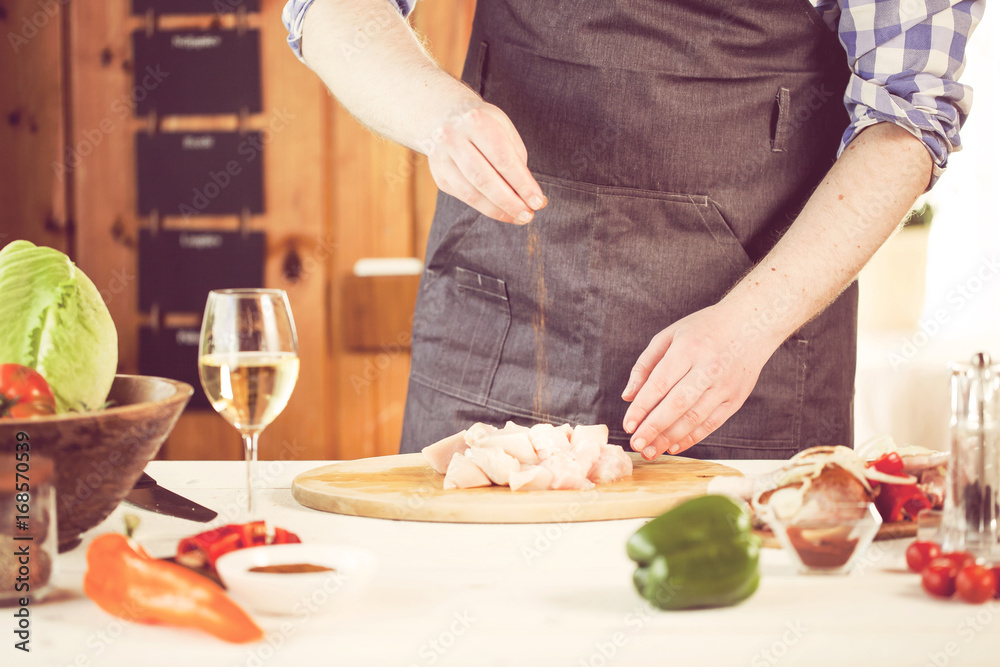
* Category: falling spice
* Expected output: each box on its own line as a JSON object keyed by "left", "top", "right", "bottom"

{"left": 527, "top": 221, "right": 550, "bottom": 422}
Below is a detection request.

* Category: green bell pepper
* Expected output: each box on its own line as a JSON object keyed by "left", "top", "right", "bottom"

{"left": 626, "top": 494, "right": 761, "bottom": 610}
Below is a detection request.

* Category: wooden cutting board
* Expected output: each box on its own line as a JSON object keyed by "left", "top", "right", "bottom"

{"left": 291, "top": 452, "right": 742, "bottom": 523}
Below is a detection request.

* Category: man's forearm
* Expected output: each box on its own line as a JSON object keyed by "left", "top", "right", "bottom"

{"left": 719, "top": 122, "right": 933, "bottom": 350}
{"left": 301, "top": 0, "right": 474, "bottom": 153}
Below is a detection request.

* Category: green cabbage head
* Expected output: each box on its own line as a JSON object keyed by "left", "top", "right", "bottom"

{"left": 0, "top": 240, "right": 118, "bottom": 412}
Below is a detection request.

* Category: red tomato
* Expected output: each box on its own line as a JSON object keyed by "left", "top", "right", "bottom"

{"left": 906, "top": 540, "right": 942, "bottom": 573}
{"left": 992, "top": 566, "right": 1000, "bottom": 600}
{"left": 0, "top": 364, "right": 57, "bottom": 418}
{"left": 940, "top": 551, "right": 977, "bottom": 570}
{"left": 956, "top": 564, "right": 997, "bottom": 604}
{"left": 922, "top": 558, "right": 959, "bottom": 598}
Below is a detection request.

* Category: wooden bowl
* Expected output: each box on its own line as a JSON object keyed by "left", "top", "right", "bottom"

{"left": 0, "top": 375, "right": 193, "bottom": 551}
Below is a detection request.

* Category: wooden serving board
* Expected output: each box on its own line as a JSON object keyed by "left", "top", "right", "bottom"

{"left": 291, "top": 452, "right": 742, "bottom": 523}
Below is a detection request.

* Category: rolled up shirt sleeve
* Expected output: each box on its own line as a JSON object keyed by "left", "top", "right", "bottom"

{"left": 282, "top": 0, "right": 416, "bottom": 61}
{"left": 833, "top": 0, "right": 985, "bottom": 186}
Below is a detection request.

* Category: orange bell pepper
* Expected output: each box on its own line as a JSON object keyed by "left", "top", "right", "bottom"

{"left": 83, "top": 533, "right": 263, "bottom": 643}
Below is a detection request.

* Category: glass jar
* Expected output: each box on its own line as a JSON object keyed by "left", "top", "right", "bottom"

{"left": 1, "top": 446, "right": 57, "bottom": 606}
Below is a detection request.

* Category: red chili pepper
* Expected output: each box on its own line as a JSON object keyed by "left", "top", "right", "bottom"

{"left": 874, "top": 482, "right": 933, "bottom": 523}
{"left": 868, "top": 452, "right": 905, "bottom": 477}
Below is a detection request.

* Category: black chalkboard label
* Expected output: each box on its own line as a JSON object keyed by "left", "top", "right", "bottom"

{"left": 132, "top": 29, "right": 262, "bottom": 115}
{"left": 131, "top": 0, "right": 261, "bottom": 15}
{"left": 139, "top": 325, "right": 210, "bottom": 410}
{"left": 136, "top": 131, "right": 265, "bottom": 216}
{"left": 138, "top": 228, "right": 265, "bottom": 312}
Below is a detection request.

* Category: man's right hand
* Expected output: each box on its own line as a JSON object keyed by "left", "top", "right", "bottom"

{"left": 300, "top": 0, "right": 545, "bottom": 225}
{"left": 427, "top": 98, "right": 547, "bottom": 224}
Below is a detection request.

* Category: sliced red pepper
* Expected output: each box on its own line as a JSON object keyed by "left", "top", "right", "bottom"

{"left": 205, "top": 532, "right": 243, "bottom": 567}
{"left": 867, "top": 452, "right": 905, "bottom": 477}
{"left": 272, "top": 527, "right": 302, "bottom": 544}
{"left": 176, "top": 522, "right": 302, "bottom": 572}
{"left": 238, "top": 521, "right": 268, "bottom": 548}
{"left": 874, "top": 482, "right": 933, "bottom": 523}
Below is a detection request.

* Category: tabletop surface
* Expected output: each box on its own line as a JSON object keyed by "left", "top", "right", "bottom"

{"left": 7, "top": 459, "right": 999, "bottom": 666}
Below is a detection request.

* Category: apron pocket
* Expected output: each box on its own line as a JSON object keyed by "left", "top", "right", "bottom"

{"left": 410, "top": 266, "right": 512, "bottom": 406}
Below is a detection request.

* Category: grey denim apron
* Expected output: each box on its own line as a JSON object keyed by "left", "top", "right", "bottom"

{"left": 400, "top": 0, "right": 856, "bottom": 459}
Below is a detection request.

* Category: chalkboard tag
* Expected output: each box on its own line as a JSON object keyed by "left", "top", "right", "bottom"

{"left": 131, "top": 0, "right": 261, "bottom": 15}
{"left": 139, "top": 325, "right": 210, "bottom": 410}
{"left": 132, "top": 29, "right": 262, "bottom": 115}
{"left": 136, "top": 131, "right": 265, "bottom": 217}
{"left": 138, "top": 228, "right": 265, "bottom": 312}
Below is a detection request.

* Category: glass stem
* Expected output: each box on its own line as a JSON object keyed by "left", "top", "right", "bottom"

{"left": 243, "top": 430, "right": 261, "bottom": 519}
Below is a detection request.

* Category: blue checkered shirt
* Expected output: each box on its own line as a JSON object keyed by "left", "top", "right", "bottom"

{"left": 282, "top": 0, "right": 985, "bottom": 184}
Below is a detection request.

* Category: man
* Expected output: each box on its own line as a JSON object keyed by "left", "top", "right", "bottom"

{"left": 283, "top": 0, "right": 983, "bottom": 459}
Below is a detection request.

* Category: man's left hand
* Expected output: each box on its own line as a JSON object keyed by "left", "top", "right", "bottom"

{"left": 620, "top": 304, "right": 777, "bottom": 460}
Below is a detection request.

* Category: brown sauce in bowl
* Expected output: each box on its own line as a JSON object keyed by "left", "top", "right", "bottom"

{"left": 248, "top": 563, "right": 335, "bottom": 574}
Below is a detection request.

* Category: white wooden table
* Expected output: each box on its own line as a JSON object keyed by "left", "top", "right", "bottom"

{"left": 7, "top": 459, "right": 999, "bottom": 666}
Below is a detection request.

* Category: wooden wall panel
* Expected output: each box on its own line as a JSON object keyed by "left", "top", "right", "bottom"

{"left": 0, "top": 0, "right": 68, "bottom": 252}
{"left": 324, "top": 0, "right": 477, "bottom": 459}
{"left": 411, "top": 0, "right": 477, "bottom": 261}
{"left": 4, "top": 0, "right": 476, "bottom": 462}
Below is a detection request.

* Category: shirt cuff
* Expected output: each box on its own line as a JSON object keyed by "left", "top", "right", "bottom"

{"left": 283, "top": 0, "right": 415, "bottom": 63}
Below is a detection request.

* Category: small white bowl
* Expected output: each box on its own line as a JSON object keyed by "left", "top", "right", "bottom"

{"left": 215, "top": 543, "right": 376, "bottom": 616}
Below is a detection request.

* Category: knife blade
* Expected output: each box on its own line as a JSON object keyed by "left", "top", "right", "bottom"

{"left": 124, "top": 472, "right": 218, "bottom": 522}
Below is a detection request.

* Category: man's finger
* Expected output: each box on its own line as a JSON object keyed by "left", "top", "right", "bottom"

{"left": 451, "top": 138, "right": 535, "bottom": 223}
{"left": 667, "top": 403, "right": 734, "bottom": 455}
{"left": 622, "top": 328, "right": 676, "bottom": 403}
{"left": 655, "top": 389, "right": 724, "bottom": 451}
{"left": 628, "top": 375, "right": 703, "bottom": 453}
{"left": 471, "top": 117, "right": 546, "bottom": 212}
{"left": 431, "top": 156, "right": 517, "bottom": 223}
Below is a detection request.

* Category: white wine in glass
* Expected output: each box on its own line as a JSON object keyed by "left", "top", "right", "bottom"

{"left": 198, "top": 289, "right": 299, "bottom": 518}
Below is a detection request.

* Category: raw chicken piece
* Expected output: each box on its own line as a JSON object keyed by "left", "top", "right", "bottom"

{"left": 421, "top": 430, "right": 469, "bottom": 474}
{"left": 509, "top": 465, "right": 554, "bottom": 491}
{"left": 464, "top": 422, "right": 498, "bottom": 446}
{"left": 478, "top": 430, "right": 540, "bottom": 465}
{"left": 528, "top": 423, "right": 572, "bottom": 461}
{"left": 443, "top": 453, "right": 492, "bottom": 490}
{"left": 587, "top": 444, "right": 633, "bottom": 484}
{"left": 557, "top": 423, "right": 575, "bottom": 440}
{"left": 541, "top": 452, "right": 595, "bottom": 490}
{"left": 571, "top": 424, "right": 608, "bottom": 471}
{"left": 465, "top": 447, "right": 521, "bottom": 486}
{"left": 503, "top": 421, "right": 529, "bottom": 433}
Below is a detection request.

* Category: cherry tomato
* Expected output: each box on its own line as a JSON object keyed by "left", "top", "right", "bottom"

{"left": 940, "top": 551, "right": 977, "bottom": 570}
{"left": 922, "top": 558, "right": 959, "bottom": 598}
{"left": 906, "top": 540, "right": 942, "bottom": 573}
{"left": 956, "top": 564, "right": 997, "bottom": 604}
{"left": 0, "top": 364, "right": 57, "bottom": 418}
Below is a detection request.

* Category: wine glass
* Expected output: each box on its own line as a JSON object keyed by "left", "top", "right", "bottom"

{"left": 198, "top": 289, "right": 299, "bottom": 518}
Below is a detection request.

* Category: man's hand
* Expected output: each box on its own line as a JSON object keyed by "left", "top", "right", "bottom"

{"left": 301, "top": 0, "right": 545, "bottom": 225}
{"left": 620, "top": 122, "right": 931, "bottom": 460}
{"left": 621, "top": 304, "right": 778, "bottom": 460}
{"left": 427, "top": 99, "right": 547, "bottom": 224}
